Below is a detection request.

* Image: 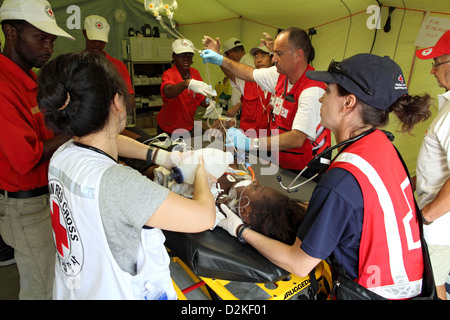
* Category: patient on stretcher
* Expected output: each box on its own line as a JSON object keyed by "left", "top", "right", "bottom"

{"left": 153, "top": 166, "right": 306, "bottom": 245}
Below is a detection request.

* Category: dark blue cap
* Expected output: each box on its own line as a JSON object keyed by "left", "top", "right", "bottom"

{"left": 306, "top": 53, "right": 408, "bottom": 111}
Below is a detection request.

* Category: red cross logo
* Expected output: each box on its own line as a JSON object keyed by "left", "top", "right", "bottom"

{"left": 44, "top": 5, "right": 54, "bottom": 19}
{"left": 96, "top": 22, "right": 103, "bottom": 29}
{"left": 398, "top": 75, "right": 404, "bottom": 83}
{"left": 51, "top": 200, "right": 69, "bottom": 257}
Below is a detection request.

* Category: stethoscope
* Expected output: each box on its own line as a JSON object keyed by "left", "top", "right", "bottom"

{"left": 277, "top": 128, "right": 377, "bottom": 193}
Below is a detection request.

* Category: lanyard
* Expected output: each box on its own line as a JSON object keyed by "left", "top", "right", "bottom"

{"left": 73, "top": 142, "right": 118, "bottom": 163}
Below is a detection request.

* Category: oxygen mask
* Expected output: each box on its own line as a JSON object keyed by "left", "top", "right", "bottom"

{"left": 217, "top": 180, "right": 251, "bottom": 221}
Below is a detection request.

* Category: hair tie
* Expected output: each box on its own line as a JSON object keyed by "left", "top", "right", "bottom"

{"left": 58, "top": 92, "right": 71, "bottom": 111}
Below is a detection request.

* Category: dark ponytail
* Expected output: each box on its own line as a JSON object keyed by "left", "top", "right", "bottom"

{"left": 37, "top": 52, "right": 128, "bottom": 137}
{"left": 389, "top": 94, "right": 432, "bottom": 133}
{"left": 336, "top": 84, "right": 432, "bottom": 134}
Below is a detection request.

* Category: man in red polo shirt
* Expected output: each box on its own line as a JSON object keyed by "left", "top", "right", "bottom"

{"left": 157, "top": 38, "right": 216, "bottom": 137}
{"left": 0, "top": 0, "right": 74, "bottom": 299}
{"left": 82, "top": 15, "right": 135, "bottom": 105}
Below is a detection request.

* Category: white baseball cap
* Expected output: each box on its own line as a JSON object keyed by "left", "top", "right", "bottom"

{"left": 223, "top": 37, "right": 243, "bottom": 53}
{"left": 172, "top": 38, "right": 195, "bottom": 54}
{"left": 84, "top": 15, "right": 109, "bottom": 43}
{"left": 0, "top": 0, "right": 75, "bottom": 40}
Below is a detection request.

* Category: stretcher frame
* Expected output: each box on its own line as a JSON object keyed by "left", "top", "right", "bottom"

{"left": 168, "top": 250, "right": 332, "bottom": 300}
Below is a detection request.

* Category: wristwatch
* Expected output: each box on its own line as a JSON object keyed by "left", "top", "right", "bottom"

{"left": 252, "top": 138, "right": 260, "bottom": 150}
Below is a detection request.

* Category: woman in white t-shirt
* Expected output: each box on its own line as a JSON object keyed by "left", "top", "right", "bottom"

{"left": 37, "top": 52, "right": 215, "bottom": 299}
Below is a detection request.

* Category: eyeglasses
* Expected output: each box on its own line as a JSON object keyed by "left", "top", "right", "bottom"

{"left": 328, "top": 60, "right": 373, "bottom": 95}
{"left": 431, "top": 60, "right": 450, "bottom": 69}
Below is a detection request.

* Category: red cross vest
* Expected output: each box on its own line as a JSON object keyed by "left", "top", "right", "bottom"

{"left": 240, "top": 81, "right": 271, "bottom": 138}
{"left": 272, "top": 65, "right": 330, "bottom": 170}
{"left": 329, "top": 130, "right": 423, "bottom": 299}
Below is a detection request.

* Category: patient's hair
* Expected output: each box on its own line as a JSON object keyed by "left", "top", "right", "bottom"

{"left": 249, "top": 196, "right": 306, "bottom": 245}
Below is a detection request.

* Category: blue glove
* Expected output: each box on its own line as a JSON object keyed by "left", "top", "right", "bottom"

{"left": 200, "top": 49, "right": 224, "bottom": 66}
{"left": 226, "top": 127, "right": 250, "bottom": 151}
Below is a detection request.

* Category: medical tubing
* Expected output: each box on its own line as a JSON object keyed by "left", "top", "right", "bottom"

{"left": 247, "top": 165, "right": 256, "bottom": 181}
{"left": 168, "top": 14, "right": 177, "bottom": 28}
{"left": 156, "top": 16, "right": 181, "bottom": 40}
{"left": 149, "top": 3, "right": 247, "bottom": 174}
{"left": 237, "top": 185, "right": 251, "bottom": 220}
{"left": 168, "top": 15, "right": 185, "bottom": 39}
{"left": 203, "top": 62, "right": 247, "bottom": 174}
{"left": 278, "top": 128, "right": 376, "bottom": 192}
{"left": 277, "top": 170, "right": 318, "bottom": 193}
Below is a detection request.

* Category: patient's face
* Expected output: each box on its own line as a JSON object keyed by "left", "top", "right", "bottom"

{"left": 233, "top": 179, "right": 285, "bottom": 224}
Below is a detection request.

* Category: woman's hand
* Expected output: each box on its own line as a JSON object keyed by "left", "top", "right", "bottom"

{"left": 217, "top": 204, "right": 244, "bottom": 237}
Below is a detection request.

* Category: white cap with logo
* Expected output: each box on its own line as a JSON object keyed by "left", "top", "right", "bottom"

{"left": 172, "top": 38, "right": 195, "bottom": 54}
{"left": 84, "top": 15, "right": 110, "bottom": 43}
{"left": 0, "top": 0, "right": 75, "bottom": 40}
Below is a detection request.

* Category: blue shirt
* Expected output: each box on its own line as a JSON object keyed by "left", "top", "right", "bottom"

{"left": 297, "top": 167, "right": 364, "bottom": 279}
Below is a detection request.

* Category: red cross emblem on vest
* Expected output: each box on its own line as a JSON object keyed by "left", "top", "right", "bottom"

{"left": 51, "top": 200, "right": 69, "bottom": 257}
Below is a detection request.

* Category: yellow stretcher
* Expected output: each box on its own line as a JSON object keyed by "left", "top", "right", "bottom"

{"left": 163, "top": 228, "right": 332, "bottom": 300}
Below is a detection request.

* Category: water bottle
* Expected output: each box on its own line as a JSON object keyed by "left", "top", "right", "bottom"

{"left": 171, "top": 148, "right": 233, "bottom": 185}
{"left": 142, "top": 282, "right": 168, "bottom": 300}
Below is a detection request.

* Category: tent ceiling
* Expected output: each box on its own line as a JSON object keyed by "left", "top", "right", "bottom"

{"left": 169, "top": 0, "right": 450, "bottom": 29}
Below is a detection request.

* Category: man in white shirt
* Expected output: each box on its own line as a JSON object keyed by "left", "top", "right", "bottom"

{"left": 415, "top": 30, "right": 450, "bottom": 300}
{"left": 202, "top": 28, "right": 329, "bottom": 176}
{"left": 221, "top": 37, "right": 255, "bottom": 115}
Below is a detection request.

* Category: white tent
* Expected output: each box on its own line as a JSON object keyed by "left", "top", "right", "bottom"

{"left": 2, "top": 0, "right": 449, "bottom": 174}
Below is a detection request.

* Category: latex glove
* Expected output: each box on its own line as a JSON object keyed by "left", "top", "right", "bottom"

{"left": 200, "top": 49, "right": 224, "bottom": 66}
{"left": 188, "top": 79, "right": 216, "bottom": 97}
{"left": 150, "top": 148, "right": 191, "bottom": 170}
{"left": 203, "top": 100, "right": 217, "bottom": 118}
{"left": 203, "top": 101, "right": 223, "bottom": 120}
{"left": 217, "top": 204, "right": 243, "bottom": 237}
{"left": 225, "top": 127, "right": 251, "bottom": 151}
{"left": 210, "top": 206, "right": 226, "bottom": 230}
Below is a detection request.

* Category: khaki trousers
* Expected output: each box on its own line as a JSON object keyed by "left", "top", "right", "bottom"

{"left": 0, "top": 193, "right": 55, "bottom": 299}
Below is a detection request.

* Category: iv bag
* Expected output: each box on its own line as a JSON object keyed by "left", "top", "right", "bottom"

{"left": 162, "top": 0, "right": 178, "bottom": 13}
{"left": 144, "top": 0, "right": 162, "bottom": 15}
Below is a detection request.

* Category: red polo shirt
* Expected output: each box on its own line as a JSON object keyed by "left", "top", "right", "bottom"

{"left": 157, "top": 65, "right": 205, "bottom": 133}
{"left": 104, "top": 52, "right": 134, "bottom": 95}
{"left": 0, "top": 54, "right": 54, "bottom": 191}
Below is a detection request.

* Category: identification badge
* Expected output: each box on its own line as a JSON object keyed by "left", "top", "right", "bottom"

{"left": 280, "top": 108, "right": 289, "bottom": 118}
{"left": 273, "top": 96, "right": 284, "bottom": 115}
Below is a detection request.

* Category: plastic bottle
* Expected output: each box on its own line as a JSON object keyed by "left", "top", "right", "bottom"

{"left": 142, "top": 282, "right": 168, "bottom": 300}
{"left": 171, "top": 148, "right": 234, "bottom": 185}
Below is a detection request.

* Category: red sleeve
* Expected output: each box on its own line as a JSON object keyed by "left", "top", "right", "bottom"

{"left": 160, "top": 67, "right": 177, "bottom": 101}
{"left": 0, "top": 96, "right": 44, "bottom": 175}
{"left": 104, "top": 53, "right": 135, "bottom": 95}
{"left": 114, "top": 61, "right": 134, "bottom": 95}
